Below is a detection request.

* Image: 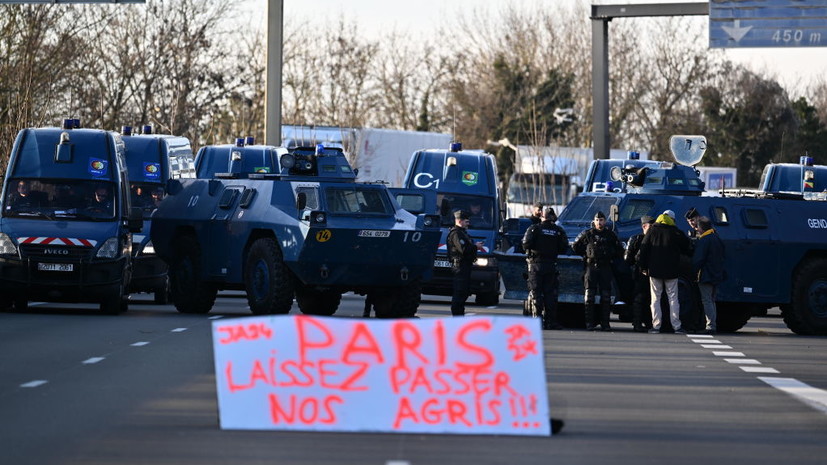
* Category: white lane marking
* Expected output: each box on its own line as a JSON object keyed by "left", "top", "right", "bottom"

{"left": 724, "top": 358, "right": 761, "bottom": 365}
{"left": 713, "top": 351, "right": 745, "bottom": 357}
{"left": 131, "top": 341, "right": 150, "bottom": 347}
{"left": 208, "top": 315, "right": 224, "bottom": 320}
{"left": 171, "top": 328, "right": 188, "bottom": 332}
{"left": 759, "top": 377, "right": 827, "bottom": 414}
{"left": 688, "top": 334, "right": 713, "bottom": 338}
{"left": 386, "top": 461, "right": 411, "bottom": 465}
{"left": 82, "top": 357, "right": 105, "bottom": 365}
{"left": 20, "top": 380, "right": 48, "bottom": 388}
{"left": 694, "top": 339, "right": 722, "bottom": 344}
{"left": 740, "top": 366, "right": 780, "bottom": 374}
{"left": 701, "top": 344, "right": 733, "bottom": 349}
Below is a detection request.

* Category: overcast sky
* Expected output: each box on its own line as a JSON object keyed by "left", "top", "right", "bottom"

{"left": 240, "top": 0, "right": 826, "bottom": 97}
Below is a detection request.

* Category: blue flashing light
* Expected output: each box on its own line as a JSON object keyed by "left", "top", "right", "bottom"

{"left": 627, "top": 150, "right": 640, "bottom": 160}
{"left": 800, "top": 156, "right": 814, "bottom": 166}
{"left": 72, "top": 119, "right": 80, "bottom": 128}
{"left": 450, "top": 142, "right": 462, "bottom": 152}
{"left": 605, "top": 181, "right": 614, "bottom": 191}
{"left": 62, "top": 119, "right": 74, "bottom": 129}
{"left": 315, "top": 144, "right": 325, "bottom": 155}
{"left": 142, "top": 125, "right": 152, "bottom": 135}
{"left": 121, "top": 126, "right": 132, "bottom": 136}
{"left": 245, "top": 136, "right": 255, "bottom": 146}
{"left": 235, "top": 138, "right": 245, "bottom": 147}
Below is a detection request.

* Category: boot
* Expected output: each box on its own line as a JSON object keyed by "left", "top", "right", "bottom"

{"left": 584, "top": 303, "right": 597, "bottom": 331}
{"left": 542, "top": 307, "right": 563, "bottom": 330}
{"left": 600, "top": 302, "right": 612, "bottom": 331}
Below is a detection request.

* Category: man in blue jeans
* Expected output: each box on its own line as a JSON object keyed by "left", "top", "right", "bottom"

{"left": 692, "top": 216, "right": 726, "bottom": 334}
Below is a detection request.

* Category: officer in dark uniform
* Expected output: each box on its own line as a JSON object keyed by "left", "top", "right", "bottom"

{"left": 625, "top": 215, "right": 655, "bottom": 332}
{"left": 447, "top": 210, "right": 479, "bottom": 316}
{"left": 522, "top": 207, "right": 569, "bottom": 330}
{"left": 572, "top": 211, "right": 623, "bottom": 331}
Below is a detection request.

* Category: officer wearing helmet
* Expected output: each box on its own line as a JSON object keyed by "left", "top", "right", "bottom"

{"left": 447, "top": 209, "right": 481, "bottom": 316}
{"left": 572, "top": 211, "right": 623, "bottom": 331}
{"left": 522, "top": 207, "right": 568, "bottom": 329}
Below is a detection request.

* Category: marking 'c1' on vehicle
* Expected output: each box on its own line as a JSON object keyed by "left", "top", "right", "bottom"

{"left": 315, "top": 229, "right": 332, "bottom": 242}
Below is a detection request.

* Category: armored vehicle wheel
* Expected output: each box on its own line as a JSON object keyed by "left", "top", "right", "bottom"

{"left": 715, "top": 303, "right": 752, "bottom": 333}
{"left": 169, "top": 235, "right": 217, "bottom": 314}
{"left": 296, "top": 287, "right": 341, "bottom": 316}
{"left": 245, "top": 238, "right": 295, "bottom": 315}
{"left": 475, "top": 291, "right": 499, "bottom": 307}
{"left": 784, "top": 258, "right": 827, "bottom": 335}
{"left": 101, "top": 285, "right": 126, "bottom": 315}
{"left": 373, "top": 281, "right": 422, "bottom": 319}
{"left": 153, "top": 278, "right": 171, "bottom": 305}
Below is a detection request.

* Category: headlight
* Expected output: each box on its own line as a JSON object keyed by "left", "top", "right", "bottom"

{"left": 142, "top": 240, "right": 155, "bottom": 255}
{"left": 96, "top": 237, "right": 120, "bottom": 258}
{"left": 476, "top": 257, "right": 496, "bottom": 267}
{"left": 0, "top": 233, "right": 18, "bottom": 255}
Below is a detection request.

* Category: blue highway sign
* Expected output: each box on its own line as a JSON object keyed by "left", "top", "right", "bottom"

{"left": 710, "top": 0, "right": 827, "bottom": 48}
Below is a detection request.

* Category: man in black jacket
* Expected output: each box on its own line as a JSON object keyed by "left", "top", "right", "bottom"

{"left": 522, "top": 207, "right": 569, "bottom": 330}
{"left": 692, "top": 216, "right": 725, "bottom": 334}
{"left": 638, "top": 210, "right": 691, "bottom": 334}
{"left": 447, "top": 210, "right": 480, "bottom": 316}
{"left": 572, "top": 211, "right": 623, "bottom": 331}
{"left": 625, "top": 215, "right": 655, "bottom": 332}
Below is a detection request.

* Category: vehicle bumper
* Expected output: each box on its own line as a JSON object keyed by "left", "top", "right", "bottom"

{"left": 422, "top": 263, "right": 500, "bottom": 297}
{"left": 0, "top": 256, "right": 127, "bottom": 303}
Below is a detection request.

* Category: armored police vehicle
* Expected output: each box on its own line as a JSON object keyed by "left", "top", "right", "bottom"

{"left": 122, "top": 125, "right": 196, "bottom": 304}
{"left": 402, "top": 143, "right": 502, "bottom": 306}
{"left": 0, "top": 120, "right": 142, "bottom": 314}
{"left": 150, "top": 143, "right": 442, "bottom": 318}
{"left": 499, "top": 135, "right": 827, "bottom": 335}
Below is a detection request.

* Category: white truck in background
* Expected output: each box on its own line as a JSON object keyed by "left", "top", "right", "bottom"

{"left": 281, "top": 125, "right": 453, "bottom": 186}
{"left": 504, "top": 145, "right": 649, "bottom": 218}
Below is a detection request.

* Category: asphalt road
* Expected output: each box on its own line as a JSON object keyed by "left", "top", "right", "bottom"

{"left": 1, "top": 293, "right": 826, "bottom": 465}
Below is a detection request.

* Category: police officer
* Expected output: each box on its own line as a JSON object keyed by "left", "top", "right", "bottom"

{"left": 522, "top": 207, "right": 568, "bottom": 330}
{"left": 447, "top": 210, "right": 480, "bottom": 316}
{"left": 625, "top": 215, "right": 655, "bottom": 332}
{"left": 572, "top": 211, "right": 623, "bottom": 331}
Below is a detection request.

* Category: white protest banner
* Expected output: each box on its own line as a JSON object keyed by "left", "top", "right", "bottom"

{"left": 212, "top": 315, "right": 550, "bottom": 436}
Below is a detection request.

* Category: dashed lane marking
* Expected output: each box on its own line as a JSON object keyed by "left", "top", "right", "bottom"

{"left": 171, "top": 328, "right": 188, "bottom": 332}
{"left": 20, "top": 380, "right": 48, "bottom": 388}
{"left": 712, "top": 351, "right": 745, "bottom": 357}
{"left": 131, "top": 342, "right": 150, "bottom": 347}
{"left": 701, "top": 344, "right": 733, "bottom": 349}
{"left": 740, "top": 366, "right": 780, "bottom": 374}
{"left": 82, "top": 357, "right": 105, "bottom": 365}
{"left": 759, "top": 377, "right": 827, "bottom": 414}
{"left": 724, "top": 358, "right": 761, "bottom": 365}
{"left": 208, "top": 315, "right": 224, "bottom": 320}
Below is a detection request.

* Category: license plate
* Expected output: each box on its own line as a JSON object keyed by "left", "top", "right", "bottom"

{"left": 358, "top": 230, "right": 390, "bottom": 238}
{"left": 434, "top": 259, "right": 451, "bottom": 268}
{"left": 37, "top": 263, "right": 73, "bottom": 272}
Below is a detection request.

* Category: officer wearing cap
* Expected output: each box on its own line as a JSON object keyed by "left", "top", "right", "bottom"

{"left": 572, "top": 211, "right": 623, "bottom": 331}
{"left": 624, "top": 215, "right": 655, "bottom": 332}
{"left": 447, "top": 210, "right": 481, "bottom": 316}
{"left": 522, "top": 207, "right": 568, "bottom": 330}
{"left": 685, "top": 207, "right": 700, "bottom": 239}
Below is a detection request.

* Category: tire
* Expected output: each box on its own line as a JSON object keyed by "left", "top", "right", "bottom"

{"left": 296, "top": 286, "right": 341, "bottom": 316}
{"left": 784, "top": 258, "right": 827, "bottom": 335}
{"left": 153, "top": 277, "right": 171, "bottom": 305}
{"left": 245, "top": 238, "right": 295, "bottom": 315}
{"left": 169, "top": 235, "right": 217, "bottom": 314}
{"left": 13, "top": 298, "right": 28, "bottom": 312}
{"left": 373, "top": 281, "right": 422, "bottom": 319}
{"left": 716, "top": 303, "right": 753, "bottom": 333}
{"left": 475, "top": 291, "right": 500, "bottom": 307}
{"left": 100, "top": 284, "right": 126, "bottom": 315}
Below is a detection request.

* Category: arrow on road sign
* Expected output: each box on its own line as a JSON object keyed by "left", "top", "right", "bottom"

{"left": 722, "top": 19, "right": 753, "bottom": 42}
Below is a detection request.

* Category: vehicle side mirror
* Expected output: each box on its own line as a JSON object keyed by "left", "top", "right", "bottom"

{"left": 127, "top": 207, "right": 143, "bottom": 233}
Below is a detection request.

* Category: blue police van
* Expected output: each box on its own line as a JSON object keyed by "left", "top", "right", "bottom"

{"left": 121, "top": 125, "right": 195, "bottom": 304}
{"left": 402, "top": 143, "right": 502, "bottom": 306}
{"left": 0, "top": 120, "right": 142, "bottom": 313}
